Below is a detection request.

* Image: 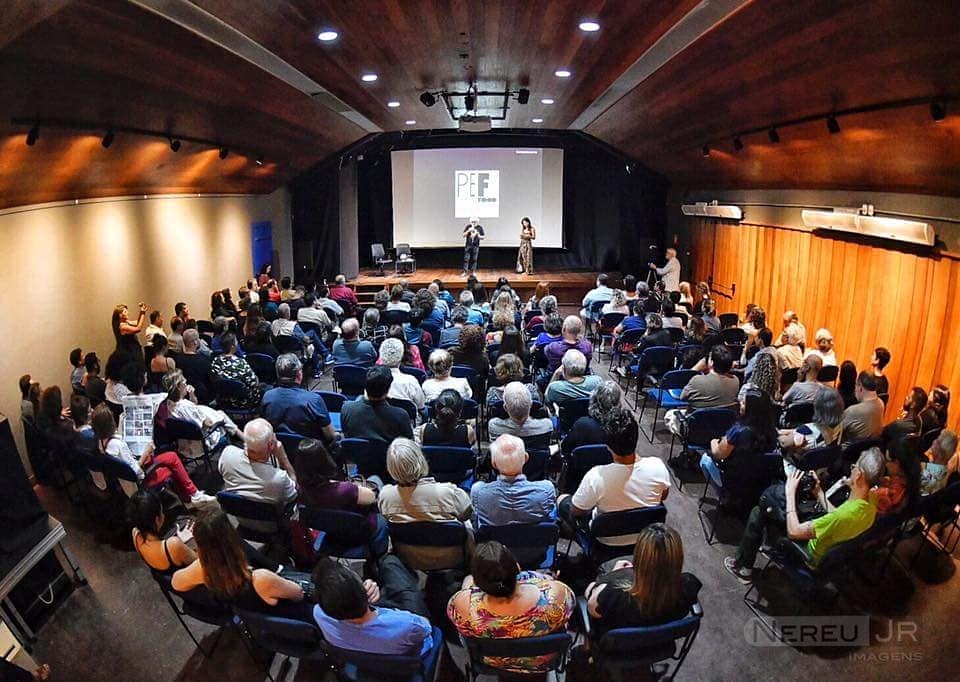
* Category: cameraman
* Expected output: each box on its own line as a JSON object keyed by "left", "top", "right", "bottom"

{"left": 723, "top": 447, "right": 883, "bottom": 584}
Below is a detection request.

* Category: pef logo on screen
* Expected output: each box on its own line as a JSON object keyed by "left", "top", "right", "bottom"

{"left": 455, "top": 170, "right": 500, "bottom": 218}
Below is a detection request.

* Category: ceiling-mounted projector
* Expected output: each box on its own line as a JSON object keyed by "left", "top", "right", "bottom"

{"left": 681, "top": 201, "right": 743, "bottom": 220}
{"left": 459, "top": 115, "right": 492, "bottom": 133}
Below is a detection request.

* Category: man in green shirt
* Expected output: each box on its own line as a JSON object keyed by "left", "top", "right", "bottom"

{"left": 724, "top": 448, "right": 884, "bottom": 583}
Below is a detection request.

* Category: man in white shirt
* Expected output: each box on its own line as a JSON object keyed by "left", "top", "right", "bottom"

{"left": 378, "top": 338, "right": 425, "bottom": 410}
{"left": 558, "top": 412, "right": 670, "bottom": 546}
{"left": 804, "top": 328, "right": 837, "bottom": 366}
{"left": 649, "top": 247, "right": 681, "bottom": 292}
{"left": 143, "top": 310, "right": 164, "bottom": 343}
{"left": 219, "top": 418, "right": 297, "bottom": 507}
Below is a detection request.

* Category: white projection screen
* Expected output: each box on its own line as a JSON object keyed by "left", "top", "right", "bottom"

{"left": 391, "top": 147, "right": 564, "bottom": 248}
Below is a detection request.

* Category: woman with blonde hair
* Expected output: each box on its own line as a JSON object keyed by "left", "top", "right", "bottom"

{"left": 601, "top": 289, "right": 630, "bottom": 316}
{"left": 678, "top": 281, "right": 694, "bottom": 311}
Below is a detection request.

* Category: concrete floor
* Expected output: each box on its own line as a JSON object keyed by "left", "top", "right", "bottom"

{"left": 22, "top": 353, "right": 959, "bottom": 681}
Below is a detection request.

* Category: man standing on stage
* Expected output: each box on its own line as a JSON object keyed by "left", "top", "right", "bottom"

{"left": 649, "top": 246, "right": 681, "bottom": 292}
{"left": 462, "top": 216, "right": 485, "bottom": 277}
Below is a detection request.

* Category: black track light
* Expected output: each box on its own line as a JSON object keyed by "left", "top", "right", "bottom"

{"left": 419, "top": 91, "right": 436, "bottom": 107}
{"left": 931, "top": 100, "right": 946, "bottom": 122}
{"left": 826, "top": 115, "right": 840, "bottom": 134}
{"left": 169, "top": 137, "right": 181, "bottom": 152}
{"left": 516, "top": 88, "right": 530, "bottom": 105}
{"left": 26, "top": 125, "right": 39, "bottom": 146}
{"left": 733, "top": 136, "right": 743, "bottom": 151}
{"left": 101, "top": 129, "right": 115, "bottom": 148}
{"left": 768, "top": 127, "right": 780, "bottom": 143}
{"left": 702, "top": 144, "right": 710, "bottom": 157}
{"left": 219, "top": 147, "right": 229, "bottom": 159}
{"left": 464, "top": 93, "right": 475, "bottom": 112}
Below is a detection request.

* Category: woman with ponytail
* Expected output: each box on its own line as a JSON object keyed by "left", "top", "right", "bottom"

{"left": 417, "top": 388, "right": 476, "bottom": 448}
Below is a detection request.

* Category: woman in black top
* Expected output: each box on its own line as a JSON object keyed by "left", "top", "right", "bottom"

{"left": 418, "top": 389, "right": 476, "bottom": 448}
{"left": 498, "top": 325, "right": 528, "bottom": 366}
{"left": 130, "top": 489, "right": 195, "bottom": 576}
{"left": 921, "top": 384, "right": 951, "bottom": 432}
{"left": 560, "top": 381, "right": 622, "bottom": 458}
{"left": 451, "top": 324, "right": 490, "bottom": 391}
{"left": 837, "top": 360, "right": 859, "bottom": 409}
{"left": 112, "top": 302, "right": 147, "bottom": 362}
{"left": 244, "top": 320, "right": 280, "bottom": 359}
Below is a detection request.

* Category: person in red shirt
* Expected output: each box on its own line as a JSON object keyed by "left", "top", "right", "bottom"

{"left": 329, "top": 274, "right": 358, "bottom": 315}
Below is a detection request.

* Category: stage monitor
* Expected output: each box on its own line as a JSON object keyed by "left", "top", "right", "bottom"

{"left": 391, "top": 147, "right": 564, "bottom": 248}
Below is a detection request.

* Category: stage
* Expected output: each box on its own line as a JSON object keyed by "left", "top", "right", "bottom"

{"left": 352, "top": 268, "right": 619, "bottom": 306}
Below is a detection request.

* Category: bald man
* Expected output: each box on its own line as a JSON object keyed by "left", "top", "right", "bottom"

{"left": 218, "top": 418, "right": 297, "bottom": 508}
{"left": 470, "top": 434, "right": 556, "bottom": 527}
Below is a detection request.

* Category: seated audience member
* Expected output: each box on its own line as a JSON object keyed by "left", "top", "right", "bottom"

{"left": 485, "top": 310, "right": 514, "bottom": 346}
{"left": 804, "top": 328, "right": 837, "bottom": 366}
{"left": 271, "top": 303, "right": 309, "bottom": 353}
{"left": 488, "top": 382, "right": 554, "bottom": 440}
{"left": 451, "top": 324, "right": 490, "bottom": 377}
{"left": 244, "top": 321, "right": 280, "bottom": 360}
{"left": 920, "top": 384, "right": 951, "bottom": 432}
{"left": 782, "top": 354, "right": 825, "bottom": 406}
{"left": 130, "top": 489, "right": 196, "bottom": 575}
{"left": 724, "top": 448, "right": 883, "bottom": 582}
{"left": 580, "top": 273, "right": 614, "bottom": 323}
{"left": 329, "top": 274, "right": 359, "bottom": 313}
{"left": 775, "top": 325, "right": 804, "bottom": 370}
{"left": 103, "top": 352, "right": 127, "bottom": 407}
{"left": 778, "top": 310, "right": 808, "bottom": 348}
{"left": 174, "top": 329, "right": 213, "bottom": 402}
{"left": 69, "top": 347, "right": 85, "bottom": 393}
{"left": 841, "top": 372, "right": 885, "bottom": 443}
{"left": 209, "top": 333, "right": 261, "bottom": 409}
{"left": 837, "top": 360, "right": 859, "bottom": 409}
{"left": 312, "top": 557, "right": 434, "bottom": 661}
{"left": 90, "top": 404, "right": 214, "bottom": 506}
{"left": 779, "top": 388, "right": 845, "bottom": 451}
{"left": 499, "top": 325, "right": 528, "bottom": 366}
{"left": 386, "top": 284, "right": 411, "bottom": 312}
{"left": 379, "top": 338, "right": 426, "bottom": 410}
{"left": 372, "top": 288, "right": 390, "bottom": 312}
{"left": 296, "top": 292, "right": 334, "bottom": 331}
{"left": 743, "top": 351, "right": 780, "bottom": 403}
{"left": 417, "top": 389, "right": 476, "bottom": 448}
{"left": 417, "top": 288, "right": 446, "bottom": 329}
{"left": 871, "top": 347, "right": 891, "bottom": 399}
{"left": 333, "top": 318, "right": 377, "bottom": 367}
{"left": 433, "top": 279, "right": 456, "bottom": 308}
{"left": 742, "top": 328, "right": 776, "bottom": 379}
{"left": 218, "top": 418, "right": 297, "bottom": 507}
{"left": 544, "top": 316, "right": 593, "bottom": 374}
{"left": 404, "top": 307, "right": 432, "bottom": 348}
{"left": 163, "top": 370, "right": 242, "bottom": 458}
{"left": 149, "top": 333, "right": 176, "bottom": 375}
{"left": 700, "top": 387, "right": 779, "bottom": 510}
{"left": 173, "top": 507, "right": 308, "bottom": 619}
{"left": 359, "top": 307, "right": 388, "bottom": 348}
{"left": 875, "top": 438, "right": 922, "bottom": 516}
{"left": 528, "top": 294, "right": 558, "bottom": 331}
{"left": 533, "top": 313, "right": 563, "bottom": 352}
{"left": 19, "top": 375, "right": 38, "bottom": 421}
{"left": 701, "top": 299, "right": 721, "bottom": 333}
{"left": 612, "top": 301, "right": 646, "bottom": 343}
{"left": 487, "top": 354, "right": 538, "bottom": 409}
{"left": 544, "top": 349, "right": 602, "bottom": 408}
{"left": 679, "top": 345, "right": 739, "bottom": 408}
{"left": 636, "top": 313, "right": 672, "bottom": 353}
{"left": 260, "top": 355, "right": 335, "bottom": 441}
{"left": 378, "top": 438, "right": 472, "bottom": 567}
{"left": 447, "top": 541, "right": 574, "bottom": 674}
{"left": 440, "top": 305, "right": 469, "bottom": 347}
{"left": 740, "top": 305, "right": 765, "bottom": 340}
{"left": 382, "top": 325, "right": 425, "bottom": 370}
{"left": 883, "top": 387, "right": 928, "bottom": 442}
{"left": 423, "top": 349, "right": 472, "bottom": 402}
{"left": 210, "top": 316, "right": 236, "bottom": 355}
{"left": 561, "top": 381, "right": 623, "bottom": 457}
{"left": 69, "top": 394, "right": 95, "bottom": 449}
{"left": 314, "top": 284, "right": 345, "bottom": 319}
{"left": 279, "top": 276, "right": 296, "bottom": 302}
{"left": 690, "top": 281, "right": 710, "bottom": 315}
{"left": 471, "top": 435, "right": 555, "bottom": 527}
{"left": 37, "top": 386, "right": 79, "bottom": 454}
{"left": 167, "top": 317, "right": 186, "bottom": 355}
{"left": 602, "top": 289, "right": 630, "bottom": 316}
{"left": 558, "top": 412, "right": 670, "bottom": 548}
{"left": 81, "top": 354, "right": 107, "bottom": 406}
{"left": 584, "top": 524, "right": 701, "bottom": 639}
{"left": 677, "top": 281, "right": 694, "bottom": 311}
{"left": 341, "top": 366, "right": 414, "bottom": 443}
{"left": 921, "top": 430, "right": 958, "bottom": 495}
{"left": 660, "top": 300, "right": 683, "bottom": 329}
{"left": 526, "top": 282, "right": 550, "bottom": 316}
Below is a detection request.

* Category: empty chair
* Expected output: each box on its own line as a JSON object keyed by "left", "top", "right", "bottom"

{"left": 298, "top": 505, "right": 386, "bottom": 562}
{"left": 568, "top": 505, "right": 668, "bottom": 566}
{"left": 216, "top": 490, "right": 292, "bottom": 548}
{"left": 720, "top": 327, "right": 747, "bottom": 345}
{"left": 638, "top": 369, "right": 697, "bottom": 443}
{"left": 333, "top": 364, "right": 368, "bottom": 398}
{"left": 564, "top": 444, "right": 613, "bottom": 495}
{"left": 630, "top": 346, "right": 676, "bottom": 406}
{"left": 232, "top": 608, "right": 326, "bottom": 678}
{"left": 474, "top": 522, "right": 561, "bottom": 571}
{"left": 371, "top": 243, "right": 393, "bottom": 276}
{"left": 422, "top": 445, "right": 477, "bottom": 491}
{"left": 340, "top": 438, "right": 390, "bottom": 481}
{"left": 718, "top": 313, "right": 739, "bottom": 328}
{"left": 245, "top": 353, "right": 278, "bottom": 384}
{"left": 315, "top": 390, "right": 347, "bottom": 431}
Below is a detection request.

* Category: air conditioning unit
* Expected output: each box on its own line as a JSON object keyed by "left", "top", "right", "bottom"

{"left": 801, "top": 207, "right": 935, "bottom": 247}
{"left": 681, "top": 201, "right": 742, "bottom": 220}
{"left": 458, "top": 115, "right": 492, "bottom": 133}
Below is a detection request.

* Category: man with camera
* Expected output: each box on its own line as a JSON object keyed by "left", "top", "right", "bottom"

{"left": 723, "top": 447, "right": 883, "bottom": 584}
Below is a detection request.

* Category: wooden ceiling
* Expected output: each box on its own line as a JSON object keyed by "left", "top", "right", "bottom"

{"left": 2, "top": 0, "right": 959, "bottom": 209}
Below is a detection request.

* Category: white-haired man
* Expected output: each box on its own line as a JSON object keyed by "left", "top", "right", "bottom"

{"left": 379, "top": 338, "right": 425, "bottom": 410}
{"left": 545, "top": 349, "right": 603, "bottom": 409}
{"left": 219, "top": 418, "right": 297, "bottom": 507}
{"left": 488, "top": 382, "right": 554, "bottom": 439}
{"left": 649, "top": 247, "right": 681, "bottom": 292}
{"left": 470, "top": 434, "right": 556, "bottom": 528}
{"left": 544, "top": 316, "right": 593, "bottom": 374}
{"left": 462, "top": 216, "right": 485, "bottom": 276}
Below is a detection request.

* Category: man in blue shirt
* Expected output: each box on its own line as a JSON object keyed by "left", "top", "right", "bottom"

{"left": 332, "top": 318, "right": 377, "bottom": 366}
{"left": 579, "top": 273, "right": 614, "bottom": 325}
{"left": 459, "top": 290, "right": 485, "bottom": 326}
{"left": 440, "top": 306, "right": 469, "bottom": 347}
{"left": 260, "top": 354, "right": 335, "bottom": 441}
{"left": 471, "top": 434, "right": 556, "bottom": 527}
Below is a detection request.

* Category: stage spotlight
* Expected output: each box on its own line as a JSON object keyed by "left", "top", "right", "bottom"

{"left": 169, "top": 138, "right": 181, "bottom": 152}
{"left": 768, "top": 127, "right": 780, "bottom": 143}
{"left": 517, "top": 88, "right": 530, "bottom": 104}
{"left": 419, "top": 91, "right": 436, "bottom": 107}
{"left": 219, "top": 147, "right": 229, "bottom": 159}
{"left": 102, "top": 129, "right": 115, "bottom": 148}
{"left": 464, "top": 93, "right": 475, "bottom": 111}
{"left": 733, "top": 136, "right": 743, "bottom": 151}
{"left": 827, "top": 115, "right": 840, "bottom": 134}
{"left": 26, "top": 125, "right": 39, "bottom": 146}
{"left": 255, "top": 156, "right": 263, "bottom": 166}
{"left": 702, "top": 144, "right": 710, "bottom": 157}
{"left": 931, "top": 100, "right": 946, "bottom": 122}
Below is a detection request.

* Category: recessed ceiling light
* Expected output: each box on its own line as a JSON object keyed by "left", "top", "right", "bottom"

{"left": 579, "top": 21, "right": 600, "bottom": 32}
{"left": 405, "top": 120, "right": 416, "bottom": 125}
{"left": 541, "top": 98, "right": 555, "bottom": 104}
{"left": 387, "top": 101, "right": 400, "bottom": 108}
{"left": 531, "top": 118, "right": 544, "bottom": 123}
{"left": 361, "top": 73, "right": 378, "bottom": 82}
{"left": 317, "top": 30, "right": 338, "bottom": 41}
{"left": 554, "top": 69, "right": 572, "bottom": 78}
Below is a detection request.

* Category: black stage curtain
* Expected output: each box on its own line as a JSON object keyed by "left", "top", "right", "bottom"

{"left": 291, "top": 130, "right": 668, "bottom": 280}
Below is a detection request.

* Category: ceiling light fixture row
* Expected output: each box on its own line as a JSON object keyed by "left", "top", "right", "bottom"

{"left": 700, "top": 96, "right": 953, "bottom": 157}
{"left": 13, "top": 117, "right": 267, "bottom": 165}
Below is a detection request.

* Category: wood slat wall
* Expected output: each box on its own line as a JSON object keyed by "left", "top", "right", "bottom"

{"left": 680, "top": 219, "right": 960, "bottom": 432}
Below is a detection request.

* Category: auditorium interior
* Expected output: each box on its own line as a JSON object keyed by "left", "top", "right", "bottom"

{"left": 2, "top": 1, "right": 959, "bottom": 680}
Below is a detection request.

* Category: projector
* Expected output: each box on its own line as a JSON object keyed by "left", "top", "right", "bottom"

{"left": 459, "top": 115, "right": 493, "bottom": 133}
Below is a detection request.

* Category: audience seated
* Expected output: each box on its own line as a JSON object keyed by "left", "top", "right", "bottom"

{"left": 244, "top": 320, "right": 280, "bottom": 360}
{"left": 329, "top": 274, "right": 359, "bottom": 313}
{"left": 163, "top": 369, "right": 241, "bottom": 458}
{"left": 381, "top": 325, "right": 425, "bottom": 370}
{"left": 883, "top": 387, "right": 928, "bottom": 442}
{"left": 271, "top": 303, "right": 310, "bottom": 353}
{"left": 175, "top": 329, "right": 214, "bottom": 402}
{"left": 488, "top": 382, "right": 553, "bottom": 440}
{"left": 921, "top": 384, "right": 951, "bottom": 431}
{"left": 678, "top": 345, "right": 739, "bottom": 409}
{"left": 701, "top": 299, "right": 721, "bottom": 333}
{"left": 471, "top": 435, "right": 555, "bottom": 527}
{"left": 660, "top": 300, "right": 684, "bottom": 329}
{"left": 742, "top": 328, "right": 776, "bottom": 380}
{"left": 447, "top": 541, "right": 574, "bottom": 674}
{"left": 418, "top": 389, "right": 476, "bottom": 448}
{"left": 580, "top": 273, "right": 614, "bottom": 324}
{"left": 837, "top": 360, "right": 859, "bottom": 409}
{"left": 636, "top": 313, "right": 672, "bottom": 354}
{"left": 379, "top": 338, "right": 426, "bottom": 411}
{"left": 359, "top": 307, "right": 388, "bottom": 348}
{"left": 561, "top": 381, "right": 623, "bottom": 458}
{"left": 487, "top": 354, "right": 537, "bottom": 407}
{"left": 341, "top": 366, "right": 414, "bottom": 443}
{"left": 779, "top": 388, "right": 845, "bottom": 451}
{"left": 451, "top": 324, "right": 490, "bottom": 377}
{"left": 333, "top": 318, "right": 377, "bottom": 367}
{"left": 921, "top": 430, "right": 958, "bottom": 495}
{"left": 260, "top": 354, "right": 335, "bottom": 441}
{"left": 314, "top": 284, "right": 345, "bottom": 319}
{"left": 781, "top": 354, "right": 825, "bottom": 406}
{"left": 841, "top": 372, "right": 885, "bottom": 444}
{"left": 778, "top": 310, "right": 807, "bottom": 348}
{"left": 167, "top": 317, "right": 186, "bottom": 355}
{"left": 601, "top": 289, "right": 630, "bottom": 316}
{"left": 218, "top": 418, "right": 297, "bottom": 507}
{"left": 81, "top": 353, "right": 106, "bottom": 407}
{"left": 875, "top": 437, "right": 921, "bottom": 515}
{"left": 210, "top": 333, "right": 261, "bottom": 409}
{"left": 440, "top": 305, "right": 469, "bottom": 347}
{"left": 533, "top": 313, "right": 563, "bottom": 355}
{"left": 130, "top": 489, "right": 195, "bottom": 574}
{"left": 544, "top": 316, "right": 592, "bottom": 375}
{"left": 804, "top": 328, "right": 837, "bottom": 366}
{"left": 775, "top": 325, "right": 804, "bottom": 370}
{"left": 387, "top": 284, "right": 412, "bottom": 312}
{"left": 544, "top": 349, "right": 602, "bottom": 408}
{"left": 422, "top": 349, "right": 472, "bottom": 402}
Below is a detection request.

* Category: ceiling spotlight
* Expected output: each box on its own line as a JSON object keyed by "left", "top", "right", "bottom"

{"left": 464, "top": 94, "right": 475, "bottom": 111}
{"left": 26, "top": 124, "right": 39, "bottom": 146}
{"left": 255, "top": 156, "right": 263, "bottom": 166}
{"left": 169, "top": 138, "right": 181, "bottom": 152}
{"left": 826, "top": 115, "right": 840, "bottom": 134}
{"left": 317, "top": 29, "right": 338, "bottom": 41}
{"left": 219, "top": 147, "right": 229, "bottom": 159}
{"left": 387, "top": 101, "right": 400, "bottom": 108}
{"left": 579, "top": 21, "right": 600, "bottom": 32}
{"left": 531, "top": 117, "right": 544, "bottom": 124}
{"left": 361, "top": 73, "right": 378, "bottom": 82}
{"left": 702, "top": 144, "right": 710, "bottom": 157}
{"left": 541, "top": 98, "right": 554, "bottom": 105}
{"left": 101, "top": 129, "right": 115, "bottom": 148}
{"left": 768, "top": 127, "right": 780, "bottom": 143}
{"left": 516, "top": 88, "right": 530, "bottom": 104}
{"left": 419, "top": 92, "right": 436, "bottom": 107}
{"left": 404, "top": 120, "right": 416, "bottom": 126}
{"left": 555, "top": 69, "right": 572, "bottom": 78}
{"left": 733, "top": 136, "right": 743, "bottom": 151}
{"left": 931, "top": 100, "right": 946, "bottom": 122}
